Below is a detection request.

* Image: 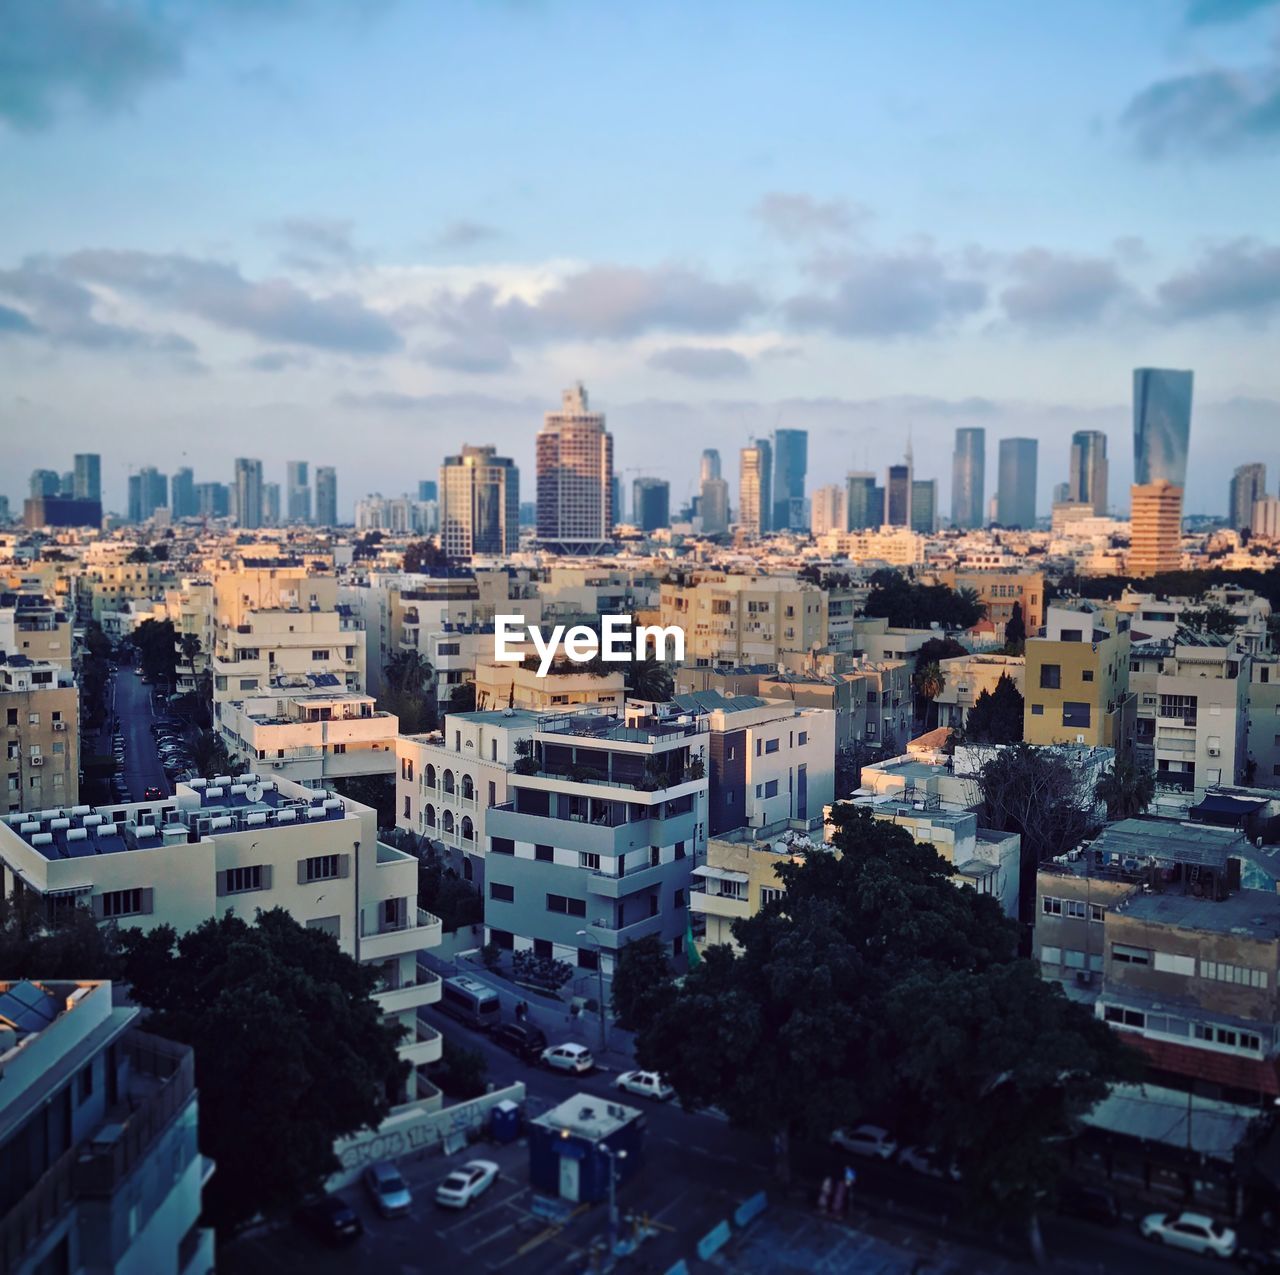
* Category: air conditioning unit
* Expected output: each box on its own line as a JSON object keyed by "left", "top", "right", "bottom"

{"left": 1208, "top": 747, "right": 1220, "bottom": 757}
{"left": 52, "top": 722, "right": 67, "bottom": 732}
{"left": 29, "top": 755, "right": 44, "bottom": 767}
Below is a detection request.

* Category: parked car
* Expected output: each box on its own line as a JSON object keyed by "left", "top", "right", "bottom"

{"left": 1056, "top": 1182, "right": 1118, "bottom": 1226}
{"left": 615, "top": 1070, "right": 674, "bottom": 1102}
{"left": 1139, "top": 1210, "right": 1236, "bottom": 1258}
{"left": 435, "top": 1160, "right": 499, "bottom": 1209}
{"left": 143, "top": 786, "right": 165, "bottom": 800}
{"left": 830, "top": 1125, "right": 897, "bottom": 1160}
{"left": 294, "top": 1194, "right": 363, "bottom": 1246}
{"left": 363, "top": 1162, "right": 412, "bottom": 1218}
{"left": 897, "top": 1145, "right": 961, "bottom": 1182}
{"left": 540, "top": 1043, "right": 594, "bottom": 1074}
{"left": 1238, "top": 1242, "right": 1280, "bottom": 1273}
{"left": 491, "top": 1022, "right": 548, "bottom": 1061}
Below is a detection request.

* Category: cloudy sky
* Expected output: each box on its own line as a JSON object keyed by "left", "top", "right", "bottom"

{"left": 3, "top": 0, "right": 1279, "bottom": 520}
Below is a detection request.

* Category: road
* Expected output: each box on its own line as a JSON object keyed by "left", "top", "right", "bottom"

{"left": 111, "top": 666, "right": 168, "bottom": 801}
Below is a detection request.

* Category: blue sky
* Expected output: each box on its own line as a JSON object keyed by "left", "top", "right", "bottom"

{"left": 3, "top": 0, "right": 1280, "bottom": 518}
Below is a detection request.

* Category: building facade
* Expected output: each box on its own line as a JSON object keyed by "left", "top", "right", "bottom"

{"left": 951, "top": 427, "right": 985, "bottom": 530}
{"left": 738, "top": 440, "right": 772, "bottom": 536}
{"left": 996, "top": 438, "right": 1038, "bottom": 528}
{"left": 440, "top": 445, "right": 520, "bottom": 560}
{"left": 536, "top": 383, "right": 614, "bottom": 554}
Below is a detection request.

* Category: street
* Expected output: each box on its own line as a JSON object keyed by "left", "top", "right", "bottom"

{"left": 110, "top": 665, "right": 168, "bottom": 800}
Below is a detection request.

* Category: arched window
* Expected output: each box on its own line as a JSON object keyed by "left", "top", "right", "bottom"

{"left": 461, "top": 775, "right": 475, "bottom": 801}
{"left": 461, "top": 816, "right": 474, "bottom": 842}
{"left": 424, "top": 803, "right": 436, "bottom": 828}
{"left": 443, "top": 770, "right": 456, "bottom": 795}
{"left": 442, "top": 810, "right": 455, "bottom": 834}
{"left": 426, "top": 764, "right": 437, "bottom": 788}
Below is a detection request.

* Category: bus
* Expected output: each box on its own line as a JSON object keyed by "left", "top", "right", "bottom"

{"left": 438, "top": 975, "right": 502, "bottom": 1031}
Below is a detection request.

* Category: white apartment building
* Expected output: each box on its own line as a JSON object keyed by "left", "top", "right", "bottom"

{"left": 0, "top": 776, "right": 443, "bottom": 1105}
{"left": 0, "top": 979, "right": 214, "bottom": 1275}
{"left": 1119, "top": 586, "right": 1271, "bottom": 654}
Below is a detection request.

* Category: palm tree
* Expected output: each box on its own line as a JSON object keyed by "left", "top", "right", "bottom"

{"left": 1096, "top": 758, "right": 1156, "bottom": 821}
{"left": 187, "top": 728, "right": 232, "bottom": 780}
{"left": 626, "top": 654, "right": 673, "bottom": 703}
{"left": 913, "top": 661, "right": 945, "bottom": 730}
{"left": 384, "top": 649, "right": 433, "bottom": 695}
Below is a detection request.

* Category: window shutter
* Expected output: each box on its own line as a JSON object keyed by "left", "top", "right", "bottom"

{"left": 140, "top": 888, "right": 154, "bottom": 915}
{"left": 215, "top": 870, "right": 228, "bottom": 897}
{"left": 338, "top": 854, "right": 351, "bottom": 879}
{"left": 91, "top": 894, "right": 105, "bottom": 919}
{"left": 297, "top": 859, "right": 307, "bottom": 885}
{"left": 261, "top": 864, "right": 273, "bottom": 890}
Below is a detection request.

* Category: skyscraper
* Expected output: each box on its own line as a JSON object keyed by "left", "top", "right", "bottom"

{"left": 632, "top": 478, "right": 671, "bottom": 532}
{"left": 700, "top": 449, "right": 721, "bottom": 484}
{"left": 886, "top": 463, "right": 912, "bottom": 527}
{"left": 1130, "top": 368, "right": 1193, "bottom": 577}
{"left": 171, "top": 467, "right": 195, "bottom": 519}
{"left": 315, "top": 466, "right": 337, "bottom": 527}
{"left": 846, "top": 473, "right": 878, "bottom": 530}
{"left": 418, "top": 480, "right": 438, "bottom": 503}
{"left": 1229, "top": 463, "right": 1266, "bottom": 532}
{"left": 29, "top": 470, "right": 60, "bottom": 498}
{"left": 700, "top": 476, "right": 729, "bottom": 535}
{"left": 611, "top": 475, "right": 624, "bottom": 528}
{"left": 950, "top": 428, "right": 985, "bottom": 530}
{"left": 128, "top": 467, "right": 168, "bottom": 523}
{"left": 911, "top": 480, "right": 937, "bottom": 534}
{"left": 263, "top": 482, "right": 281, "bottom": 526}
{"left": 195, "top": 482, "right": 229, "bottom": 518}
{"left": 73, "top": 453, "right": 101, "bottom": 503}
{"left": 810, "top": 485, "right": 846, "bottom": 535}
{"left": 233, "top": 458, "right": 264, "bottom": 529}
{"left": 536, "top": 383, "right": 614, "bottom": 553}
{"left": 772, "top": 428, "right": 808, "bottom": 531}
{"left": 287, "top": 460, "right": 312, "bottom": 524}
{"left": 739, "top": 439, "right": 772, "bottom": 536}
{"left": 440, "top": 445, "right": 520, "bottom": 560}
{"left": 1068, "top": 430, "right": 1109, "bottom": 515}
{"left": 996, "top": 439, "right": 1038, "bottom": 528}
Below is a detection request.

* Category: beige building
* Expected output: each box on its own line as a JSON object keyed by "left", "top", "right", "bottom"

{"left": 0, "top": 594, "right": 73, "bottom": 672}
{"left": 1128, "top": 480, "right": 1184, "bottom": 577}
{"left": 3, "top": 657, "right": 79, "bottom": 814}
{"left": 473, "top": 659, "right": 626, "bottom": 713}
{"left": 937, "top": 568, "right": 1046, "bottom": 635}
{"left": 932, "top": 652, "right": 1025, "bottom": 730}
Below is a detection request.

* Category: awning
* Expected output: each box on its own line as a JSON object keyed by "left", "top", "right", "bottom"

{"left": 1191, "top": 794, "right": 1267, "bottom": 822}
{"left": 692, "top": 865, "right": 749, "bottom": 883}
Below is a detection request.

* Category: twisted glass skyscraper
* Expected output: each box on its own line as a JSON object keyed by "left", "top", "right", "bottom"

{"left": 1134, "top": 368, "right": 1193, "bottom": 488}
{"left": 951, "top": 428, "right": 985, "bottom": 529}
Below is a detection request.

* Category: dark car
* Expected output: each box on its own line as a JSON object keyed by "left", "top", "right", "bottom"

{"left": 490, "top": 1022, "right": 549, "bottom": 1061}
{"left": 294, "top": 1194, "right": 363, "bottom": 1246}
{"left": 1057, "top": 1182, "right": 1119, "bottom": 1227}
{"left": 1239, "top": 1243, "right": 1280, "bottom": 1274}
{"left": 143, "top": 786, "right": 165, "bottom": 800}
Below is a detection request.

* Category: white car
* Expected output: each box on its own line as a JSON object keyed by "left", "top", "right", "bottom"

{"left": 830, "top": 1124, "right": 897, "bottom": 1160}
{"left": 435, "top": 1160, "right": 499, "bottom": 1209}
{"left": 898, "top": 1145, "right": 961, "bottom": 1183}
{"left": 540, "top": 1043, "right": 594, "bottom": 1074}
{"left": 1139, "top": 1210, "right": 1237, "bottom": 1258}
{"left": 615, "top": 1070, "right": 674, "bottom": 1101}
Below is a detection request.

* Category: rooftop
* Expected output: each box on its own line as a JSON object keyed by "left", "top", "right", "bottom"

{"left": 537, "top": 708, "right": 706, "bottom": 744}
{"left": 670, "top": 689, "right": 770, "bottom": 716}
{"left": 1081, "top": 1082, "right": 1257, "bottom": 1161}
{"left": 532, "top": 1092, "right": 642, "bottom": 1142}
{"left": 1119, "top": 885, "right": 1280, "bottom": 940}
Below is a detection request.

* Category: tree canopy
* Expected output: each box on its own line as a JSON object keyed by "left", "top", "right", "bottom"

{"left": 964, "top": 673, "right": 1025, "bottom": 744}
{"left": 1004, "top": 601, "right": 1027, "bottom": 652}
{"left": 863, "top": 569, "right": 984, "bottom": 631}
{"left": 380, "top": 648, "right": 436, "bottom": 734}
{"left": 403, "top": 540, "right": 449, "bottom": 574}
{"left": 1096, "top": 757, "right": 1155, "bottom": 821}
{"left": 132, "top": 617, "right": 178, "bottom": 686}
{"left": 611, "top": 933, "right": 677, "bottom": 1032}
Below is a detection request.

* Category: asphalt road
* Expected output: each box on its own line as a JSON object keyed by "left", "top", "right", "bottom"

{"left": 111, "top": 666, "right": 168, "bottom": 801}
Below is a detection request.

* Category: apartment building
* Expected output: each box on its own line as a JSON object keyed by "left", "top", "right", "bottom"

{"left": 813, "top": 528, "right": 925, "bottom": 566}
{"left": 1246, "top": 657, "right": 1280, "bottom": 788}
{"left": 937, "top": 569, "right": 1045, "bottom": 635}
{"left": 1130, "top": 632, "right": 1249, "bottom": 792}
{"left": 81, "top": 560, "right": 172, "bottom": 625}
{"left": 669, "top": 690, "right": 834, "bottom": 837}
{"left": 854, "top": 660, "right": 913, "bottom": 752}
{"left": 0, "top": 979, "right": 214, "bottom": 1275}
{"left": 165, "top": 579, "right": 215, "bottom": 696}
{"left": 483, "top": 707, "right": 709, "bottom": 975}
{"left": 1023, "top": 603, "right": 1135, "bottom": 753}
{"left": 0, "top": 776, "right": 443, "bottom": 1104}
{"left": 396, "top": 709, "right": 540, "bottom": 885}
{"left": 1120, "top": 586, "right": 1271, "bottom": 653}
{"left": 2, "top": 656, "right": 78, "bottom": 814}
{"left": 473, "top": 659, "right": 626, "bottom": 714}
{"left": 658, "top": 574, "right": 826, "bottom": 668}
{"left": 931, "top": 652, "right": 1025, "bottom": 730}
{"left": 0, "top": 593, "right": 73, "bottom": 671}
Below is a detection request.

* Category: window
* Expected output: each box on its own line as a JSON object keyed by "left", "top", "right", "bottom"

{"left": 1082, "top": 669, "right": 1095, "bottom": 682}
{"left": 578, "top": 947, "right": 599, "bottom": 971}
{"left": 1039, "top": 664, "right": 1061, "bottom": 689}
{"left": 489, "top": 882, "right": 514, "bottom": 902}
{"left": 675, "top": 841, "right": 686, "bottom": 859}
{"left": 5, "top": 709, "right": 15, "bottom": 726}
{"left": 1104, "top": 1006, "right": 1145, "bottom": 1028}
{"left": 307, "top": 916, "right": 340, "bottom": 938}
{"left": 101, "top": 888, "right": 145, "bottom": 918}
{"left": 1031, "top": 704, "right": 1044, "bottom": 715}
{"left": 798, "top": 731, "right": 808, "bottom": 746}
{"left": 764, "top": 738, "right": 779, "bottom": 755}
{"left": 28, "top": 713, "right": 39, "bottom": 726}
{"left": 1089, "top": 904, "right": 1105, "bottom": 923}
{"left": 579, "top": 852, "right": 601, "bottom": 871}
{"left": 546, "top": 894, "right": 587, "bottom": 917}
{"left": 1153, "top": 951, "right": 1196, "bottom": 976}
{"left": 311, "top": 650, "right": 330, "bottom": 661}
{"left": 1040, "top": 945, "right": 1062, "bottom": 964}
{"left": 1112, "top": 944, "right": 1151, "bottom": 966}
{"left": 674, "top": 889, "right": 685, "bottom": 908}
{"left": 1042, "top": 896, "right": 1062, "bottom": 916}
{"left": 761, "top": 779, "right": 779, "bottom": 799}
{"left": 1193, "top": 1024, "right": 1262, "bottom": 1051}
{"left": 226, "top": 866, "right": 264, "bottom": 894}
{"left": 490, "top": 837, "right": 514, "bottom": 855}
{"left": 303, "top": 854, "right": 340, "bottom": 882}
{"left": 1199, "top": 959, "right": 1268, "bottom": 988}
{"left": 535, "top": 843, "right": 554, "bottom": 862}
{"left": 1062, "top": 702, "right": 1091, "bottom": 728}
{"left": 760, "top": 887, "right": 784, "bottom": 906}
{"left": 1064, "top": 899, "right": 1087, "bottom": 919}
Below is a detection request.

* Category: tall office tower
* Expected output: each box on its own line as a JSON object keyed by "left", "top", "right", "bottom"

{"left": 59, "top": 471, "right": 74, "bottom": 497}
{"left": 233, "top": 457, "right": 264, "bottom": 529}
{"left": 73, "top": 454, "right": 101, "bottom": 502}
{"left": 1052, "top": 482, "right": 1070, "bottom": 505}
{"left": 263, "top": 482, "right": 281, "bottom": 527}
{"left": 29, "top": 470, "right": 60, "bottom": 498}
{"left": 700, "top": 476, "right": 729, "bottom": 534}
{"left": 440, "top": 444, "right": 520, "bottom": 560}
{"left": 170, "top": 467, "right": 195, "bottom": 519}
{"left": 845, "top": 472, "right": 877, "bottom": 530}
{"left": 1068, "top": 430, "right": 1109, "bottom": 515}
{"left": 286, "top": 461, "right": 312, "bottom": 524}
{"left": 700, "top": 448, "right": 722, "bottom": 484}
{"left": 126, "top": 475, "right": 141, "bottom": 523}
{"left": 950, "top": 428, "right": 985, "bottom": 529}
{"left": 418, "top": 479, "right": 438, "bottom": 503}
{"left": 195, "top": 482, "right": 230, "bottom": 518}
{"left": 886, "top": 463, "right": 912, "bottom": 527}
{"left": 1229, "top": 463, "right": 1266, "bottom": 532}
{"left": 739, "top": 439, "right": 773, "bottom": 536}
{"left": 128, "top": 467, "right": 168, "bottom": 523}
{"left": 772, "top": 428, "right": 808, "bottom": 531}
{"left": 611, "top": 476, "right": 625, "bottom": 528}
{"left": 632, "top": 477, "right": 671, "bottom": 532}
{"left": 910, "top": 480, "right": 937, "bottom": 534}
{"left": 811, "top": 484, "right": 847, "bottom": 535}
{"left": 535, "top": 382, "right": 614, "bottom": 553}
{"left": 1130, "top": 368, "right": 1193, "bottom": 577}
{"left": 996, "top": 438, "right": 1038, "bottom": 528}
{"left": 315, "top": 466, "right": 338, "bottom": 527}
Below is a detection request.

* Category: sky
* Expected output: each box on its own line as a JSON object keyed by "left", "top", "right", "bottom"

{"left": 3, "top": 0, "right": 1280, "bottom": 521}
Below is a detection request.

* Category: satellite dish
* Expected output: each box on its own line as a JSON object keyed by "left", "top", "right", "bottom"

{"left": 245, "top": 783, "right": 264, "bottom": 803}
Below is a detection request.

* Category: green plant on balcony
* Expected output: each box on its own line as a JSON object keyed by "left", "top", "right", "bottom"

{"left": 684, "top": 757, "right": 706, "bottom": 782}
{"left": 569, "top": 762, "right": 605, "bottom": 783}
{"left": 513, "top": 755, "right": 540, "bottom": 775}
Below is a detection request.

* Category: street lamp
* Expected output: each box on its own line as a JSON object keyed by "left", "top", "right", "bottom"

{"left": 576, "top": 927, "right": 609, "bottom": 1056}
{"left": 599, "top": 1144, "right": 628, "bottom": 1258}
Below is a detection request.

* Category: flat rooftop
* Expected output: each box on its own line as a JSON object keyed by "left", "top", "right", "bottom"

{"left": 1120, "top": 886, "right": 1280, "bottom": 940}
{"left": 532, "top": 1092, "right": 641, "bottom": 1142}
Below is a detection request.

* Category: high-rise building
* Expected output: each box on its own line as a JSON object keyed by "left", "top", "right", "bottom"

{"left": 846, "top": 472, "right": 878, "bottom": 531}
{"left": 440, "top": 444, "right": 520, "bottom": 560}
{"left": 1229, "top": 463, "right": 1266, "bottom": 532}
{"left": 1068, "top": 430, "right": 1109, "bottom": 515}
{"left": 772, "top": 428, "right": 808, "bottom": 531}
{"left": 418, "top": 479, "right": 438, "bottom": 503}
{"left": 886, "top": 462, "right": 912, "bottom": 527}
{"left": 611, "top": 475, "right": 624, "bottom": 528}
{"left": 194, "top": 482, "right": 230, "bottom": 519}
{"left": 1130, "top": 369, "right": 1193, "bottom": 577}
{"left": 73, "top": 453, "right": 101, "bottom": 503}
{"left": 739, "top": 439, "right": 772, "bottom": 536}
{"left": 287, "top": 460, "right": 312, "bottom": 524}
{"left": 700, "top": 476, "right": 729, "bottom": 535}
{"left": 535, "top": 382, "right": 614, "bottom": 553}
{"left": 59, "top": 471, "right": 74, "bottom": 497}
{"left": 950, "top": 428, "right": 985, "bottom": 530}
{"left": 315, "top": 466, "right": 338, "bottom": 527}
{"left": 700, "top": 448, "right": 721, "bottom": 484}
{"left": 910, "top": 479, "right": 937, "bottom": 534}
{"left": 996, "top": 438, "right": 1038, "bottom": 528}
{"left": 128, "top": 467, "right": 168, "bottom": 523}
{"left": 263, "top": 482, "right": 281, "bottom": 526}
{"left": 170, "top": 467, "right": 195, "bottom": 519}
{"left": 632, "top": 477, "right": 671, "bottom": 532}
{"left": 811, "top": 484, "right": 846, "bottom": 535}
{"left": 233, "top": 457, "right": 263, "bottom": 529}
{"left": 1052, "top": 482, "right": 1070, "bottom": 505}
{"left": 29, "top": 470, "right": 60, "bottom": 498}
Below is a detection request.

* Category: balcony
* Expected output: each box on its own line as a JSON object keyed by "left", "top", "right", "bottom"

{"left": 690, "top": 890, "right": 750, "bottom": 921}
{"left": 358, "top": 909, "right": 442, "bottom": 962}
{"left": 374, "top": 969, "right": 441, "bottom": 1014}
{"left": 401, "top": 1021, "right": 443, "bottom": 1067}
{"left": 583, "top": 912, "right": 667, "bottom": 950}
{"left": 588, "top": 860, "right": 678, "bottom": 898}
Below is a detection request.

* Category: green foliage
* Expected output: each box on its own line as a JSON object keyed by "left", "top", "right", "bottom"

{"left": 912, "top": 661, "right": 945, "bottom": 730}
{"left": 965, "top": 673, "right": 1025, "bottom": 744}
{"left": 416, "top": 844, "right": 483, "bottom": 932}
{"left": 402, "top": 540, "right": 449, "bottom": 574}
{"left": 913, "top": 636, "right": 968, "bottom": 672}
{"left": 118, "top": 910, "right": 407, "bottom": 1233}
{"left": 611, "top": 933, "right": 677, "bottom": 1032}
{"left": 1183, "top": 602, "right": 1236, "bottom": 636}
{"left": 126, "top": 546, "right": 152, "bottom": 563}
{"left": 331, "top": 773, "right": 395, "bottom": 829}
{"left": 447, "top": 682, "right": 477, "bottom": 713}
{"left": 1096, "top": 757, "right": 1155, "bottom": 821}
{"left": 187, "top": 728, "right": 232, "bottom": 781}
{"left": 625, "top": 652, "right": 673, "bottom": 702}
{"left": 433, "top": 1038, "right": 489, "bottom": 1100}
{"left": 1004, "top": 601, "right": 1027, "bottom": 652}
{"left": 481, "top": 942, "right": 503, "bottom": 969}
{"left": 132, "top": 617, "right": 178, "bottom": 686}
{"left": 512, "top": 948, "right": 574, "bottom": 991}
{"left": 380, "top": 649, "right": 436, "bottom": 734}
{"left": 351, "top": 531, "right": 384, "bottom": 561}
{"left": 864, "top": 569, "right": 984, "bottom": 631}
{"left": 0, "top": 900, "right": 119, "bottom": 978}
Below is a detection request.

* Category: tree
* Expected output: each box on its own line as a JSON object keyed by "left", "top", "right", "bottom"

{"left": 1183, "top": 602, "right": 1236, "bottom": 636}
{"left": 132, "top": 617, "right": 178, "bottom": 688}
{"left": 912, "top": 661, "right": 945, "bottom": 731}
{"left": 611, "top": 933, "right": 677, "bottom": 1032}
{"left": 914, "top": 636, "right": 967, "bottom": 671}
{"left": 187, "top": 728, "right": 232, "bottom": 780}
{"left": 403, "top": 540, "right": 449, "bottom": 574}
{"left": 0, "top": 900, "right": 119, "bottom": 977}
{"left": 331, "top": 774, "right": 395, "bottom": 828}
{"left": 380, "top": 649, "right": 436, "bottom": 734}
{"left": 1096, "top": 757, "right": 1155, "bottom": 821}
{"left": 118, "top": 910, "right": 406, "bottom": 1234}
{"left": 1004, "top": 601, "right": 1026, "bottom": 653}
{"left": 512, "top": 949, "right": 574, "bottom": 991}
{"left": 625, "top": 653, "right": 673, "bottom": 702}
{"left": 447, "top": 682, "right": 476, "bottom": 713}
{"left": 965, "top": 673, "right": 1025, "bottom": 744}
{"left": 126, "top": 546, "right": 152, "bottom": 563}
{"left": 863, "top": 569, "right": 984, "bottom": 630}
{"left": 432, "top": 1038, "right": 489, "bottom": 1099}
